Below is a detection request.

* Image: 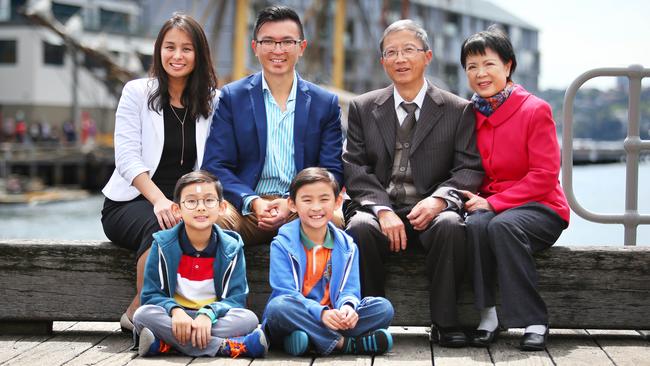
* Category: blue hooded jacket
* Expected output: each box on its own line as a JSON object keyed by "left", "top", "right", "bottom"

{"left": 264, "top": 219, "right": 361, "bottom": 323}
{"left": 140, "top": 222, "right": 249, "bottom": 319}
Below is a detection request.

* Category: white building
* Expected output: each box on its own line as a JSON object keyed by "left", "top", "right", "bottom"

{"left": 338, "top": 0, "right": 539, "bottom": 97}
{"left": 0, "top": 0, "right": 152, "bottom": 134}
{"left": 0, "top": 0, "right": 540, "bottom": 135}
{"left": 138, "top": 0, "right": 539, "bottom": 97}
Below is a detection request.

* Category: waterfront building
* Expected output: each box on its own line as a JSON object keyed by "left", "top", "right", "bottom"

{"left": 140, "top": 0, "right": 539, "bottom": 97}
{"left": 0, "top": 0, "right": 152, "bottom": 135}
{"left": 0, "top": 0, "right": 538, "bottom": 135}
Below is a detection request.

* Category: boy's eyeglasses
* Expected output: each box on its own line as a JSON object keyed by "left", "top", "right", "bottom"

{"left": 181, "top": 197, "right": 220, "bottom": 210}
{"left": 255, "top": 39, "right": 302, "bottom": 52}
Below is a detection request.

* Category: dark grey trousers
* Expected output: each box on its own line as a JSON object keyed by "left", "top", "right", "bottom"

{"left": 465, "top": 202, "right": 567, "bottom": 328}
{"left": 345, "top": 208, "right": 467, "bottom": 328}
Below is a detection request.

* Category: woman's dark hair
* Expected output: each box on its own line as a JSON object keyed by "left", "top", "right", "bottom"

{"left": 289, "top": 167, "right": 340, "bottom": 201}
{"left": 460, "top": 25, "right": 517, "bottom": 81}
{"left": 148, "top": 13, "right": 217, "bottom": 123}
{"left": 173, "top": 170, "right": 224, "bottom": 204}
{"left": 253, "top": 6, "right": 304, "bottom": 40}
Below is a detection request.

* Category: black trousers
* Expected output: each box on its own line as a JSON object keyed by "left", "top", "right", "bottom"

{"left": 465, "top": 202, "right": 567, "bottom": 328}
{"left": 345, "top": 206, "right": 467, "bottom": 327}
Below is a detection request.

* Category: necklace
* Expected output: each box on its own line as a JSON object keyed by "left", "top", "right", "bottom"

{"left": 169, "top": 103, "right": 188, "bottom": 165}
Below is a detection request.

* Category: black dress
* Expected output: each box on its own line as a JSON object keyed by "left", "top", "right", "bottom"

{"left": 101, "top": 104, "right": 197, "bottom": 258}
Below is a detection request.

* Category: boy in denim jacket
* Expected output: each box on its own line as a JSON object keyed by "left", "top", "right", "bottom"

{"left": 263, "top": 167, "right": 394, "bottom": 356}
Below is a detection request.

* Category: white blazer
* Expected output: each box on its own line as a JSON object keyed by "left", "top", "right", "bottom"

{"left": 102, "top": 78, "right": 220, "bottom": 201}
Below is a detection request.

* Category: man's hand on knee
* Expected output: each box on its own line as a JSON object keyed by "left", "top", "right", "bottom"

{"left": 378, "top": 210, "right": 407, "bottom": 252}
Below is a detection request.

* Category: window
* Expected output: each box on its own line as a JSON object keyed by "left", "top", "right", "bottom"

{"left": 43, "top": 41, "right": 65, "bottom": 65}
{"left": 444, "top": 64, "right": 459, "bottom": 94}
{"left": 51, "top": 2, "right": 81, "bottom": 24}
{"left": 444, "top": 12, "right": 460, "bottom": 36}
{"left": 84, "top": 53, "right": 103, "bottom": 69}
{"left": 138, "top": 53, "right": 152, "bottom": 72}
{"left": 521, "top": 29, "right": 538, "bottom": 49}
{"left": 0, "top": 39, "right": 16, "bottom": 64}
{"left": 100, "top": 8, "right": 129, "bottom": 33}
{"left": 0, "top": 0, "right": 10, "bottom": 21}
{"left": 10, "top": 0, "right": 27, "bottom": 21}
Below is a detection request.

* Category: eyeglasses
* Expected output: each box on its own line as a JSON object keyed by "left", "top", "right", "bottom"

{"left": 181, "top": 197, "right": 220, "bottom": 210}
{"left": 382, "top": 46, "right": 426, "bottom": 60}
{"left": 256, "top": 39, "right": 302, "bottom": 52}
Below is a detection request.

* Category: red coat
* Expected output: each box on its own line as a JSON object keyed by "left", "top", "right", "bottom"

{"left": 474, "top": 85, "right": 570, "bottom": 223}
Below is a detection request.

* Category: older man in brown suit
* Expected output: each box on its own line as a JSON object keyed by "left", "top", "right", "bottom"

{"left": 343, "top": 20, "right": 483, "bottom": 347}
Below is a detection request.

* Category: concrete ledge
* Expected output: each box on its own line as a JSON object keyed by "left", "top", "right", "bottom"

{"left": 1, "top": 240, "right": 649, "bottom": 331}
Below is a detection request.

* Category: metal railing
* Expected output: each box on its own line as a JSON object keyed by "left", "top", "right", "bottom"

{"left": 562, "top": 65, "right": 650, "bottom": 246}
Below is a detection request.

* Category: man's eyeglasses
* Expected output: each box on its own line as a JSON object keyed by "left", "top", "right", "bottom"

{"left": 181, "top": 197, "right": 220, "bottom": 210}
{"left": 256, "top": 39, "right": 302, "bottom": 52}
{"left": 382, "top": 46, "right": 426, "bottom": 60}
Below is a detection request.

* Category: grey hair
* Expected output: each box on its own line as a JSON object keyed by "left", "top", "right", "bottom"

{"left": 380, "top": 19, "right": 431, "bottom": 54}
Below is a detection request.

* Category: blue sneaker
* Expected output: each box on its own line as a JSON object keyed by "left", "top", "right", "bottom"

{"left": 283, "top": 330, "right": 309, "bottom": 356}
{"left": 220, "top": 328, "right": 268, "bottom": 358}
{"left": 343, "top": 328, "right": 393, "bottom": 355}
{"left": 138, "top": 327, "right": 172, "bottom": 357}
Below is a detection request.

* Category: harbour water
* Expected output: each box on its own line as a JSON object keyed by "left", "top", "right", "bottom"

{"left": 1, "top": 162, "right": 648, "bottom": 246}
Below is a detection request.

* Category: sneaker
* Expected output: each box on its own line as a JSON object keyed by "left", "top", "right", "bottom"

{"left": 343, "top": 329, "right": 393, "bottom": 355}
{"left": 138, "top": 327, "right": 171, "bottom": 357}
{"left": 120, "top": 313, "right": 134, "bottom": 334}
{"left": 283, "top": 330, "right": 309, "bottom": 356}
{"left": 220, "top": 328, "right": 268, "bottom": 358}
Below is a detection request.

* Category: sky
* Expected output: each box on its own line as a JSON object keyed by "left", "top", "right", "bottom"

{"left": 487, "top": 0, "right": 650, "bottom": 90}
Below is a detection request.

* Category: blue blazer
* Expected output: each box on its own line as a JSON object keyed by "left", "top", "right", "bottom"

{"left": 202, "top": 72, "right": 343, "bottom": 211}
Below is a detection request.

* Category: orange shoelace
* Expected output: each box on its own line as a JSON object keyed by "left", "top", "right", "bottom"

{"left": 159, "top": 340, "right": 172, "bottom": 353}
{"left": 226, "top": 339, "right": 248, "bottom": 358}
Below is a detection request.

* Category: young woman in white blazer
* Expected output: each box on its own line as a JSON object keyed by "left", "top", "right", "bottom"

{"left": 101, "top": 13, "right": 219, "bottom": 332}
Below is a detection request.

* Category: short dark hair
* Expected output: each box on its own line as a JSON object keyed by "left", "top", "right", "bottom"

{"left": 173, "top": 170, "right": 224, "bottom": 204}
{"left": 289, "top": 167, "right": 340, "bottom": 201}
{"left": 460, "top": 25, "right": 517, "bottom": 81}
{"left": 253, "top": 5, "right": 304, "bottom": 40}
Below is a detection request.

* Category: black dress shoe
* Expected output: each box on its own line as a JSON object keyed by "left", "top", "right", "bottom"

{"left": 520, "top": 328, "right": 549, "bottom": 351}
{"left": 431, "top": 324, "right": 467, "bottom": 348}
{"left": 469, "top": 328, "right": 499, "bottom": 347}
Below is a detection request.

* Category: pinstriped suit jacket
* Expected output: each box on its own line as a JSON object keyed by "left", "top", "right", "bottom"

{"left": 343, "top": 82, "right": 484, "bottom": 211}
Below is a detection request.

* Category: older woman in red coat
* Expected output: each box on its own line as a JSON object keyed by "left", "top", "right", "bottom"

{"left": 459, "top": 26, "right": 570, "bottom": 351}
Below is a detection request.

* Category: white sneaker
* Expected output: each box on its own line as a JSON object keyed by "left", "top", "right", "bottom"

{"left": 120, "top": 313, "right": 134, "bottom": 333}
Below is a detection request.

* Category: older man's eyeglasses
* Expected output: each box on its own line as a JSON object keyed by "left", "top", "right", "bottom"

{"left": 256, "top": 39, "right": 302, "bottom": 51}
{"left": 382, "top": 46, "right": 426, "bottom": 60}
{"left": 181, "top": 197, "right": 220, "bottom": 210}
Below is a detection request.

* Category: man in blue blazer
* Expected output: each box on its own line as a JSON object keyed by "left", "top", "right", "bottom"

{"left": 202, "top": 6, "right": 343, "bottom": 246}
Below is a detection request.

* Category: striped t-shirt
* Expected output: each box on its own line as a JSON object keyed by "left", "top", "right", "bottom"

{"left": 174, "top": 229, "right": 218, "bottom": 309}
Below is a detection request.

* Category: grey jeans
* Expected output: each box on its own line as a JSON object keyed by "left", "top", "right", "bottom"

{"left": 133, "top": 304, "right": 259, "bottom": 357}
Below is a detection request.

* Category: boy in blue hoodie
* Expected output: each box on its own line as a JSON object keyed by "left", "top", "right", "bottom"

{"left": 263, "top": 167, "right": 394, "bottom": 356}
{"left": 133, "top": 170, "right": 267, "bottom": 358}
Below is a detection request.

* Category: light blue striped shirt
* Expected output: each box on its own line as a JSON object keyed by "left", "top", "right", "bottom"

{"left": 242, "top": 72, "right": 298, "bottom": 214}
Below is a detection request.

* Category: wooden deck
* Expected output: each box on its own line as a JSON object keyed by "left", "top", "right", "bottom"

{"left": 1, "top": 322, "right": 648, "bottom": 365}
